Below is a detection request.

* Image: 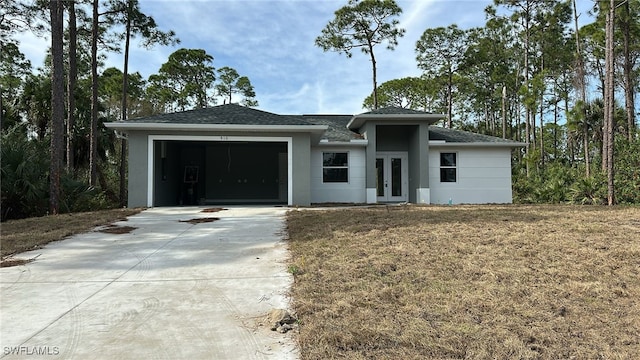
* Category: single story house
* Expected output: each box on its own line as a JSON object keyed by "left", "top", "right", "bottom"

{"left": 104, "top": 104, "right": 525, "bottom": 207}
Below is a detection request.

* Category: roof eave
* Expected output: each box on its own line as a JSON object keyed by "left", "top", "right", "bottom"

{"left": 104, "top": 122, "right": 328, "bottom": 133}
{"left": 347, "top": 113, "right": 445, "bottom": 131}
{"left": 316, "top": 139, "right": 368, "bottom": 147}
{"left": 429, "top": 141, "right": 528, "bottom": 148}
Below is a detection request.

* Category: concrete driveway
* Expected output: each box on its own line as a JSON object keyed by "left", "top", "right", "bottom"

{"left": 0, "top": 206, "right": 297, "bottom": 359}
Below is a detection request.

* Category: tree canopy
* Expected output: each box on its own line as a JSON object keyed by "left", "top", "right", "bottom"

{"left": 215, "top": 66, "right": 258, "bottom": 107}
{"left": 316, "top": 0, "right": 405, "bottom": 109}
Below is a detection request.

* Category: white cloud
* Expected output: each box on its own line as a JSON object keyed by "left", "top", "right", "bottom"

{"left": 11, "top": 0, "right": 521, "bottom": 116}
{"left": 13, "top": 32, "right": 49, "bottom": 71}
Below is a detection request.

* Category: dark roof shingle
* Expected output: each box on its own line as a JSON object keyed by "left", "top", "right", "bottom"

{"left": 298, "top": 115, "right": 359, "bottom": 141}
{"left": 428, "top": 126, "right": 517, "bottom": 143}
{"left": 120, "top": 104, "right": 519, "bottom": 144}
{"left": 361, "top": 107, "right": 434, "bottom": 115}
{"left": 126, "top": 103, "right": 313, "bottom": 126}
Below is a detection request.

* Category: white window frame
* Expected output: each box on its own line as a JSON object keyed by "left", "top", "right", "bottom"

{"left": 322, "top": 151, "right": 349, "bottom": 183}
{"left": 440, "top": 152, "right": 457, "bottom": 183}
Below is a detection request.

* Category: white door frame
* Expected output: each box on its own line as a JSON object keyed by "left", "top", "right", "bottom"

{"left": 376, "top": 151, "right": 408, "bottom": 202}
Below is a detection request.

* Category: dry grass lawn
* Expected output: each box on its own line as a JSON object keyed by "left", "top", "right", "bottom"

{"left": 286, "top": 205, "right": 640, "bottom": 359}
{"left": 1, "top": 208, "right": 142, "bottom": 259}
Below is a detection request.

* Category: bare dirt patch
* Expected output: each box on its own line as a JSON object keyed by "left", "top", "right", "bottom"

{"left": 201, "top": 208, "right": 227, "bottom": 213}
{"left": 0, "top": 256, "right": 37, "bottom": 268}
{"left": 98, "top": 225, "right": 137, "bottom": 234}
{"left": 179, "top": 217, "right": 219, "bottom": 225}
{"left": 286, "top": 205, "right": 640, "bottom": 359}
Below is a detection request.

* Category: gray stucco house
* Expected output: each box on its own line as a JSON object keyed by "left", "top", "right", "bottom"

{"left": 105, "top": 104, "right": 524, "bottom": 207}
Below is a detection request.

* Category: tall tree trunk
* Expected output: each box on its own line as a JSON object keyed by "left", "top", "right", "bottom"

{"left": 583, "top": 119, "right": 590, "bottom": 177}
{"left": 539, "top": 104, "right": 544, "bottom": 167}
{"left": 502, "top": 85, "right": 507, "bottom": 139}
{"left": 539, "top": 80, "right": 544, "bottom": 168}
{"left": 553, "top": 98, "right": 558, "bottom": 160}
{"left": 565, "top": 97, "right": 575, "bottom": 165}
{"left": 66, "top": 0, "right": 77, "bottom": 173}
{"left": 447, "top": 71, "right": 453, "bottom": 128}
{"left": 484, "top": 103, "right": 489, "bottom": 133}
{"left": 516, "top": 101, "right": 521, "bottom": 142}
{"left": 621, "top": 1, "right": 635, "bottom": 141}
{"left": 572, "top": 0, "right": 590, "bottom": 177}
{"left": 524, "top": 10, "right": 531, "bottom": 177}
{"left": 50, "top": 0, "right": 65, "bottom": 215}
{"left": 602, "top": 120, "right": 608, "bottom": 172}
{"left": 369, "top": 43, "right": 378, "bottom": 110}
{"left": 0, "top": 90, "right": 3, "bottom": 130}
{"left": 531, "top": 111, "right": 536, "bottom": 154}
{"left": 119, "top": 2, "right": 132, "bottom": 207}
{"left": 89, "top": 0, "right": 99, "bottom": 186}
{"left": 604, "top": 0, "right": 615, "bottom": 205}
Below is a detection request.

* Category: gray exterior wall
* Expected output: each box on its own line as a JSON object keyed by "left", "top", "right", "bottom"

{"left": 128, "top": 132, "right": 149, "bottom": 208}
{"left": 291, "top": 134, "right": 311, "bottom": 206}
{"left": 376, "top": 125, "right": 411, "bottom": 151}
{"left": 408, "top": 123, "right": 430, "bottom": 203}
{"left": 364, "top": 122, "right": 377, "bottom": 191}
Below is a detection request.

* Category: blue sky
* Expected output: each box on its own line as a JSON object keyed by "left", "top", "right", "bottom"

{"left": 15, "top": 0, "right": 596, "bottom": 115}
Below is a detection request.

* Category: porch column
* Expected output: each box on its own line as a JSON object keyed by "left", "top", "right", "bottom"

{"left": 364, "top": 123, "right": 377, "bottom": 203}
{"left": 415, "top": 123, "right": 430, "bottom": 204}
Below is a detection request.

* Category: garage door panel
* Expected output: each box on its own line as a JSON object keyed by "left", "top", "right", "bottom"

{"left": 205, "top": 143, "right": 285, "bottom": 201}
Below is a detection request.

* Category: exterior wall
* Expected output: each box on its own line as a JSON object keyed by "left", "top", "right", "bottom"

{"left": 291, "top": 134, "right": 311, "bottom": 206}
{"left": 376, "top": 125, "right": 411, "bottom": 151}
{"left": 409, "top": 123, "right": 430, "bottom": 203}
{"left": 310, "top": 146, "right": 366, "bottom": 203}
{"left": 127, "top": 132, "right": 149, "bottom": 207}
{"left": 429, "top": 146, "right": 513, "bottom": 204}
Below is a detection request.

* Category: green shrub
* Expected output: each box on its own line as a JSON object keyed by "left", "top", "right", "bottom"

{"left": 1, "top": 125, "right": 49, "bottom": 220}
{"left": 569, "top": 175, "right": 606, "bottom": 205}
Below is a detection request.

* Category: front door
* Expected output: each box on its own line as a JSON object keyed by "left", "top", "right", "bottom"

{"left": 376, "top": 152, "right": 408, "bottom": 202}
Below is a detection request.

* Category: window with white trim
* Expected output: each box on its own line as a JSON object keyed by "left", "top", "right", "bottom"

{"left": 440, "top": 152, "right": 457, "bottom": 182}
{"left": 323, "top": 152, "right": 348, "bottom": 183}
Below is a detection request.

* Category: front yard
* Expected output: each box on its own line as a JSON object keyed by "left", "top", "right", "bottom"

{"left": 286, "top": 205, "right": 640, "bottom": 359}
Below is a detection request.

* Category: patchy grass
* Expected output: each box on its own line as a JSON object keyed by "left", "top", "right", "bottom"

{"left": 286, "top": 205, "right": 640, "bottom": 359}
{"left": 1, "top": 208, "right": 142, "bottom": 258}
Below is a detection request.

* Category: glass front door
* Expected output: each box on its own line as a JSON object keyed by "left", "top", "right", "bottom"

{"left": 376, "top": 152, "right": 408, "bottom": 202}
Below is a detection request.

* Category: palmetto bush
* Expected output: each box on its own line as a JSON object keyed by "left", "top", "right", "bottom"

{"left": 1, "top": 125, "right": 49, "bottom": 220}
{"left": 516, "top": 162, "right": 574, "bottom": 204}
{"left": 514, "top": 136, "right": 640, "bottom": 206}
{"left": 569, "top": 175, "right": 606, "bottom": 205}
{"left": 60, "top": 176, "right": 112, "bottom": 213}
{"left": 614, "top": 137, "right": 640, "bottom": 204}
{"left": 1, "top": 125, "right": 113, "bottom": 221}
